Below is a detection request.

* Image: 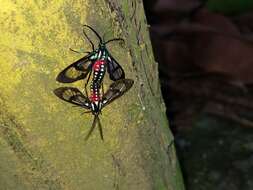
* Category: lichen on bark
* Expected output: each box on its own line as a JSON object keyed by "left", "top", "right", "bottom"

{"left": 0, "top": 0, "right": 184, "bottom": 189}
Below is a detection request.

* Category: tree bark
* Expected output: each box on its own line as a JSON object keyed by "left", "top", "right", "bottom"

{"left": 0, "top": 0, "right": 184, "bottom": 189}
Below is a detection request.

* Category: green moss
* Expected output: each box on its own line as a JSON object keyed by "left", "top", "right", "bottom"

{"left": 154, "top": 177, "right": 167, "bottom": 190}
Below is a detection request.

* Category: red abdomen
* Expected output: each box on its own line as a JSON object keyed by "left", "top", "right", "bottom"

{"left": 89, "top": 60, "right": 106, "bottom": 102}
{"left": 93, "top": 60, "right": 105, "bottom": 72}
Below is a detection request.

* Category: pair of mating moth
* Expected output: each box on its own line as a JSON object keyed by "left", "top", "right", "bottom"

{"left": 54, "top": 25, "right": 133, "bottom": 140}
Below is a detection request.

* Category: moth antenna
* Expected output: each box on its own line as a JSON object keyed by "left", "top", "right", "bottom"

{"left": 105, "top": 38, "right": 125, "bottom": 45}
{"left": 84, "top": 115, "right": 97, "bottom": 141}
{"left": 97, "top": 116, "right": 104, "bottom": 141}
{"left": 82, "top": 28, "right": 95, "bottom": 51}
{"left": 69, "top": 48, "right": 90, "bottom": 54}
{"left": 83, "top": 24, "right": 103, "bottom": 43}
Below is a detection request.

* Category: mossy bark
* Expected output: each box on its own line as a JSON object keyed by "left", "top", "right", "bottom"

{"left": 0, "top": 0, "right": 184, "bottom": 189}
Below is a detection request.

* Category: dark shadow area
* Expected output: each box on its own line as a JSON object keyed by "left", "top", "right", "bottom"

{"left": 143, "top": 0, "right": 253, "bottom": 189}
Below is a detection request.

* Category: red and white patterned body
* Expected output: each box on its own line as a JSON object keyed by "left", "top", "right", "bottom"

{"left": 89, "top": 59, "right": 106, "bottom": 104}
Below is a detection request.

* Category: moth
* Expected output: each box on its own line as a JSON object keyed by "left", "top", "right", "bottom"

{"left": 53, "top": 79, "right": 134, "bottom": 141}
{"left": 56, "top": 25, "right": 126, "bottom": 96}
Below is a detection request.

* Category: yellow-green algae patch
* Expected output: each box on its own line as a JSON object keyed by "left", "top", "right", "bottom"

{"left": 0, "top": 0, "right": 135, "bottom": 189}
{"left": 0, "top": 0, "right": 182, "bottom": 189}
{"left": 0, "top": 138, "right": 30, "bottom": 190}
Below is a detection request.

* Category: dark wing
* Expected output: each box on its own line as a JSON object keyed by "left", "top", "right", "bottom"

{"left": 56, "top": 54, "right": 93, "bottom": 83}
{"left": 53, "top": 87, "right": 91, "bottom": 109}
{"left": 107, "top": 54, "right": 125, "bottom": 81}
{"left": 102, "top": 79, "right": 134, "bottom": 107}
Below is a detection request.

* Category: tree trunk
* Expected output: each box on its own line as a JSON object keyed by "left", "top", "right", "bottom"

{"left": 0, "top": 0, "right": 184, "bottom": 189}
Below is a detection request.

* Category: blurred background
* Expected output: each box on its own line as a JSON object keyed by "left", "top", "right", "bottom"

{"left": 142, "top": 0, "right": 253, "bottom": 189}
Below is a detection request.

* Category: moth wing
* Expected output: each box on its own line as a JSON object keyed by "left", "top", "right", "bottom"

{"left": 102, "top": 79, "right": 134, "bottom": 107}
{"left": 56, "top": 54, "right": 93, "bottom": 83}
{"left": 53, "top": 87, "right": 91, "bottom": 109}
{"left": 107, "top": 55, "right": 125, "bottom": 81}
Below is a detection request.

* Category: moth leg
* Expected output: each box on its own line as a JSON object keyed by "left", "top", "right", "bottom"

{"left": 80, "top": 110, "right": 92, "bottom": 115}
{"left": 84, "top": 71, "right": 92, "bottom": 97}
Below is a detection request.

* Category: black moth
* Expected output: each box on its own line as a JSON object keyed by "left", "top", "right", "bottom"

{"left": 53, "top": 79, "right": 134, "bottom": 141}
{"left": 56, "top": 25, "right": 125, "bottom": 85}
